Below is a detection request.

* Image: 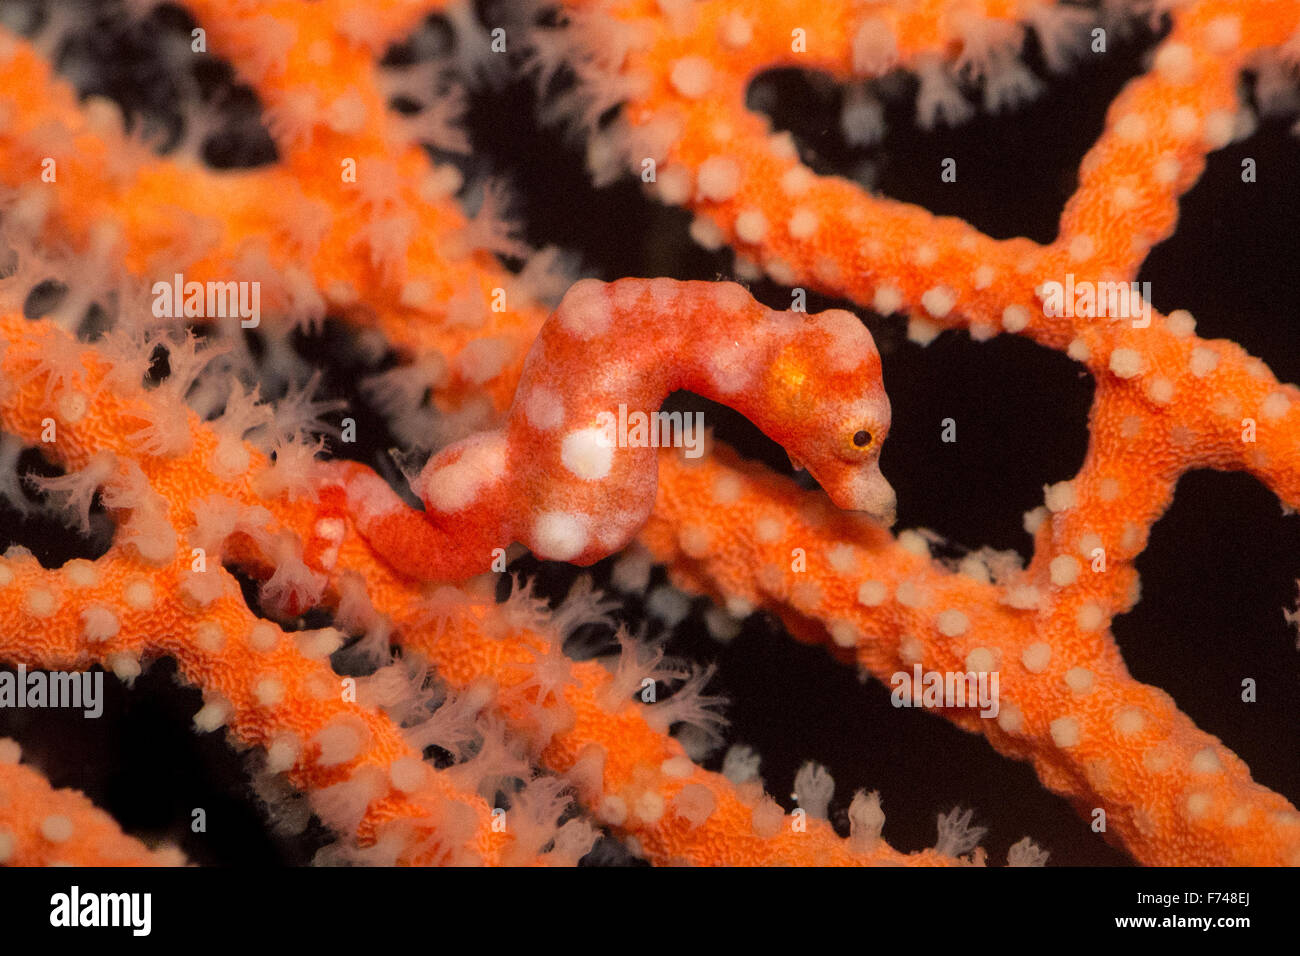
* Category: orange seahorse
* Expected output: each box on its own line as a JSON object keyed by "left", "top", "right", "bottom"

{"left": 317, "top": 278, "right": 895, "bottom": 583}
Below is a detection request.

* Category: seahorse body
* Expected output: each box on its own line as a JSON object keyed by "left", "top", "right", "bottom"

{"left": 345, "top": 278, "right": 894, "bottom": 582}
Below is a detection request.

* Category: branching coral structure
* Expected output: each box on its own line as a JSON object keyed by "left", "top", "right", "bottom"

{"left": 0, "top": 0, "right": 1296, "bottom": 869}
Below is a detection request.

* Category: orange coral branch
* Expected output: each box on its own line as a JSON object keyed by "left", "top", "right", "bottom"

{"left": 378, "top": 581, "right": 961, "bottom": 864}
{"left": 0, "top": 304, "right": 935, "bottom": 866}
{"left": 0, "top": 23, "right": 542, "bottom": 421}
{"left": 0, "top": 738, "right": 184, "bottom": 865}
{"left": 0, "top": 543, "right": 510, "bottom": 864}
{"left": 0, "top": 312, "right": 558, "bottom": 864}
{"left": 639, "top": 446, "right": 1300, "bottom": 865}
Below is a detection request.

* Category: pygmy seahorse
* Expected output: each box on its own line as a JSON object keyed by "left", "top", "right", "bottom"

{"left": 328, "top": 278, "right": 895, "bottom": 582}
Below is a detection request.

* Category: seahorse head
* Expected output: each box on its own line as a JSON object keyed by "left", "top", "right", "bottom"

{"left": 758, "top": 308, "right": 896, "bottom": 526}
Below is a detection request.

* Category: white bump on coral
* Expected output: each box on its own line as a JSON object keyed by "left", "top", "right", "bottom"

{"left": 1109, "top": 348, "right": 1143, "bottom": 379}
{"left": 40, "top": 815, "right": 74, "bottom": 843}
{"left": 857, "top": 580, "right": 888, "bottom": 606}
{"left": 937, "top": 609, "right": 970, "bottom": 637}
{"left": 1114, "top": 113, "right": 1148, "bottom": 141}
{"left": 1261, "top": 392, "right": 1290, "bottom": 420}
{"left": 872, "top": 286, "right": 903, "bottom": 315}
{"left": 718, "top": 13, "right": 752, "bottom": 49}
{"left": 1002, "top": 305, "right": 1029, "bottom": 332}
{"left": 738, "top": 209, "right": 764, "bottom": 243}
{"left": 1189, "top": 346, "right": 1219, "bottom": 378}
{"left": 1077, "top": 602, "right": 1105, "bottom": 631}
{"left": 1044, "top": 480, "right": 1076, "bottom": 512}
{"left": 313, "top": 722, "right": 366, "bottom": 766}
{"left": 780, "top": 166, "right": 813, "bottom": 197}
{"left": 193, "top": 697, "right": 233, "bottom": 733}
{"left": 23, "top": 587, "right": 57, "bottom": 618}
{"left": 965, "top": 647, "right": 995, "bottom": 672}
{"left": 696, "top": 156, "right": 741, "bottom": 202}
{"left": 1049, "top": 555, "right": 1080, "bottom": 586}
{"left": 1154, "top": 42, "right": 1195, "bottom": 82}
{"left": 1114, "top": 708, "right": 1145, "bottom": 735}
{"left": 921, "top": 286, "right": 956, "bottom": 318}
{"left": 1204, "top": 16, "right": 1241, "bottom": 53}
{"left": 1064, "top": 667, "right": 1095, "bottom": 694}
{"left": 1191, "top": 748, "right": 1223, "bottom": 774}
{"left": 253, "top": 676, "right": 286, "bottom": 707}
{"left": 195, "top": 622, "right": 225, "bottom": 654}
{"left": 1049, "top": 716, "right": 1080, "bottom": 748}
{"left": 670, "top": 57, "right": 712, "bottom": 98}
{"left": 1021, "top": 642, "right": 1052, "bottom": 673}
{"left": 788, "top": 208, "right": 818, "bottom": 240}
{"left": 81, "top": 606, "right": 119, "bottom": 643}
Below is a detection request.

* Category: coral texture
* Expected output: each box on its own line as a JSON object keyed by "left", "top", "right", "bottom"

{"left": 0, "top": 0, "right": 1296, "bottom": 867}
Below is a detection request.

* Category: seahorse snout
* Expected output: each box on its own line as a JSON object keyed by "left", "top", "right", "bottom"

{"left": 824, "top": 461, "right": 897, "bottom": 526}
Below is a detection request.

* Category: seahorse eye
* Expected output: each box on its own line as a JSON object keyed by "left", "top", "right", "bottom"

{"left": 852, "top": 429, "right": 872, "bottom": 447}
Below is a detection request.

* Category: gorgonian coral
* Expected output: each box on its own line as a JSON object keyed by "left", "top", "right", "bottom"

{"left": 0, "top": 0, "right": 1297, "bottom": 868}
